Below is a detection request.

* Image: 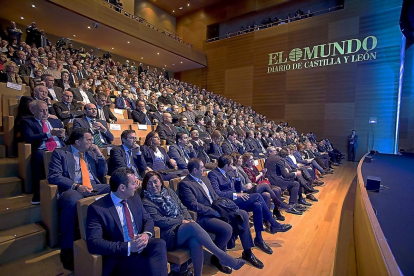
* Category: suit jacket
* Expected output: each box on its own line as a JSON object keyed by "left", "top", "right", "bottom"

{"left": 115, "top": 97, "right": 136, "bottom": 110}
{"left": 244, "top": 137, "right": 260, "bottom": 158}
{"left": 73, "top": 117, "right": 114, "bottom": 144}
{"left": 175, "top": 126, "right": 190, "bottom": 136}
{"left": 221, "top": 139, "right": 243, "bottom": 155}
{"left": 47, "top": 145, "right": 107, "bottom": 194}
{"left": 69, "top": 88, "right": 97, "bottom": 105}
{"left": 18, "top": 64, "right": 33, "bottom": 76}
{"left": 261, "top": 137, "right": 270, "bottom": 148}
{"left": 55, "top": 79, "right": 76, "bottom": 91}
{"left": 191, "top": 140, "right": 211, "bottom": 164}
{"left": 156, "top": 123, "right": 177, "bottom": 145}
{"left": 142, "top": 188, "right": 191, "bottom": 250}
{"left": 53, "top": 101, "right": 83, "bottom": 124}
{"left": 178, "top": 175, "right": 219, "bottom": 222}
{"left": 208, "top": 168, "right": 240, "bottom": 200}
{"left": 207, "top": 142, "right": 223, "bottom": 160}
{"left": 168, "top": 144, "right": 196, "bottom": 169}
{"left": 46, "top": 86, "right": 63, "bottom": 102}
{"left": 131, "top": 109, "right": 151, "bottom": 125}
{"left": 87, "top": 194, "right": 154, "bottom": 276}
{"left": 264, "top": 155, "right": 291, "bottom": 187}
{"left": 21, "top": 117, "right": 66, "bottom": 151}
{"left": 141, "top": 145, "right": 172, "bottom": 169}
{"left": 181, "top": 110, "right": 196, "bottom": 125}
{"left": 149, "top": 111, "right": 163, "bottom": 124}
{"left": 348, "top": 135, "right": 358, "bottom": 148}
{"left": 107, "top": 145, "right": 146, "bottom": 176}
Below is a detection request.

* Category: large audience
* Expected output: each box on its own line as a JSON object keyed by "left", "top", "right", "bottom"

{"left": 0, "top": 19, "right": 346, "bottom": 276}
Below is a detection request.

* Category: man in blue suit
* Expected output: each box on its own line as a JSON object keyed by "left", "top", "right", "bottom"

{"left": 21, "top": 100, "right": 66, "bottom": 205}
{"left": 73, "top": 103, "right": 114, "bottom": 147}
{"left": 168, "top": 132, "right": 196, "bottom": 169}
{"left": 86, "top": 167, "right": 168, "bottom": 276}
{"left": 115, "top": 89, "right": 136, "bottom": 110}
{"left": 179, "top": 159, "right": 264, "bottom": 271}
{"left": 47, "top": 128, "right": 111, "bottom": 270}
{"left": 208, "top": 155, "right": 292, "bottom": 257}
{"left": 221, "top": 131, "right": 243, "bottom": 155}
{"left": 107, "top": 130, "right": 147, "bottom": 177}
{"left": 347, "top": 129, "right": 358, "bottom": 161}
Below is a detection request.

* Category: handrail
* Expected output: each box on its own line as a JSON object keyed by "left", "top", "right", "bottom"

{"left": 206, "top": 5, "right": 344, "bottom": 43}
{"left": 101, "top": 0, "right": 193, "bottom": 48}
{"left": 355, "top": 153, "right": 402, "bottom": 276}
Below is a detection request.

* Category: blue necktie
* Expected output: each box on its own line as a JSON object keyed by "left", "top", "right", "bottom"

{"left": 144, "top": 115, "right": 151, "bottom": 125}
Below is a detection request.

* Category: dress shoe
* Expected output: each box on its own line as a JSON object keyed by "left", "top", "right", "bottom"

{"left": 60, "top": 249, "right": 74, "bottom": 271}
{"left": 269, "top": 223, "right": 292, "bottom": 234}
{"left": 306, "top": 188, "right": 319, "bottom": 194}
{"left": 211, "top": 255, "right": 232, "bottom": 274}
{"left": 294, "top": 204, "right": 308, "bottom": 212}
{"left": 298, "top": 198, "right": 312, "bottom": 206}
{"left": 242, "top": 251, "right": 264, "bottom": 269}
{"left": 306, "top": 194, "right": 318, "bottom": 202}
{"left": 273, "top": 208, "right": 285, "bottom": 221}
{"left": 313, "top": 180, "right": 324, "bottom": 186}
{"left": 286, "top": 207, "right": 303, "bottom": 215}
{"left": 31, "top": 194, "right": 40, "bottom": 205}
{"left": 254, "top": 240, "right": 273, "bottom": 255}
{"left": 326, "top": 170, "right": 334, "bottom": 174}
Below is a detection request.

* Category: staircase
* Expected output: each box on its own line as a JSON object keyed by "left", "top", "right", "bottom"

{"left": 0, "top": 133, "right": 70, "bottom": 275}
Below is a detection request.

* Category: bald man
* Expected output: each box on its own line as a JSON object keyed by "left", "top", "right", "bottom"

{"left": 156, "top": 112, "right": 177, "bottom": 145}
{"left": 53, "top": 91, "right": 83, "bottom": 124}
{"left": 73, "top": 103, "right": 114, "bottom": 147}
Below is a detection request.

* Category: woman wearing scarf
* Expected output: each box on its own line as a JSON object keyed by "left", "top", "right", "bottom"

{"left": 141, "top": 171, "right": 245, "bottom": 276}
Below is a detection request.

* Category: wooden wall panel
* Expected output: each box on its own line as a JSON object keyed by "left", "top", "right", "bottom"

{"left": 175, "top": 0, "right": 404, "bottom": 157}
{"left": 225, "top": 67, "right": 253, "bottom": 106}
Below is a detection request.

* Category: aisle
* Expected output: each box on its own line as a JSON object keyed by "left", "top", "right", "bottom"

{"left": 203, "top": 161, "right": 358, "bottom": 276}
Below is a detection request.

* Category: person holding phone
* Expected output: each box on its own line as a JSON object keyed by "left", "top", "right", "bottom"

{"left": 348, "top": 129, "right": 358, "bottom": 162}
{"left": 47, "top": 127, "right": 111, "bottom": 271}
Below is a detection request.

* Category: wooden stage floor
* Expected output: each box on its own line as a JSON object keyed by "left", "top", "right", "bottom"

{"left": 203, "top": 161, "right": 358, "bottom": 276}
{"left": 0, "top": 162, "right": 357, "bottom": 276}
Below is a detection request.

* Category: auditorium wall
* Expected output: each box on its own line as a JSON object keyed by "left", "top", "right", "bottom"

{"left": 134, "top": 0, "right": 176, "bottom": 33}
{"left": 175, "top": 0, "right": 404, "bottom": 158}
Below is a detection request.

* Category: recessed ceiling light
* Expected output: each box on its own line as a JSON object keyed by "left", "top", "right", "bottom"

{"left": 179, "top": 7, "right": 183, "bottom": 10}
{"left": 165, "top": 65, "right": 167, "bottom": 67}
{"left": 73, "top": 35, "right": 76, "bottom": 37}
{"left": 127, "top": 41, "right": 130, "bottom": 43}
{"left": 188, "top": 3, "right": 190, "bottom": 6}
{"left": 157, "top": 53, "right": 160, "bottom": 55}
{"left": 181, "top": 62, "right": 183, "bottom": 64}
{"left": 21, "top": 17, "right": 24, "bottom": 20}
{"left": 32, "top": 5, "right": 36, "bottom": 8}
{"left": 112, "top": 47, "right": 114, "bottom": 49}
{"left": 141, "top": 57, "right": 143, "bottom": 59}
{"left": 173, "top": 64, "right": 175, "bottom": 65}
{"left": 87, "top": 26, "right": 91, "bottom": 29}
{"left": 172, "top": 10, "right": 175, "bottom": 13}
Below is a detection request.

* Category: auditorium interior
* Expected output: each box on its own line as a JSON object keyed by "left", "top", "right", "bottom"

{"left": 0, "top": 0, "right": 413, "bottom": 275}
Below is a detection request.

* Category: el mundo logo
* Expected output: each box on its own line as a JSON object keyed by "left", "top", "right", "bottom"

{"left": 267, "top": 35, "right": 378, "bottom": 73}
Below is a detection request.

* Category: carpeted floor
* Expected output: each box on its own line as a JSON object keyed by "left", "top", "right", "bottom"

{"left": 361, "top": 153, "right": 414, "bottom": 276}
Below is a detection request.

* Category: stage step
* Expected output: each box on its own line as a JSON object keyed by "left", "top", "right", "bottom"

{"left": 0, "top": 177, "right": 22, "bottom": 198}
{"left": 0, "top": 194, "right": 40, "bottom": 231}
{"left": 0, "top": 247, "right": 71, "bottom": 276}
{"left": 0, "top": 223, "right": 46, "bottom": 265}
{"left": 0, "top": 158, "right": 19, "bottom": 178}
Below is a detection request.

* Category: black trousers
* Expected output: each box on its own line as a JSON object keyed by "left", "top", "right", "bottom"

{"left": 348, "top": 144, "right": 356, "bottom": 161}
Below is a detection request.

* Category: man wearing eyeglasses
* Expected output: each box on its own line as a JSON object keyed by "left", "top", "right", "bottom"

{"left": 108, "top": 130, "right": 147, "bottom": 178}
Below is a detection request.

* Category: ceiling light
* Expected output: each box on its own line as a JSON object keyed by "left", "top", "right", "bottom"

{"left": 181, "top": 62, "right": 183, "bottom": 63}
{"left": 141, "top": 57, "right": 143, "bottom": 59}
{"left": 127, "top": 41, "right": 130, "bottom": 44}
{"left": 87, "top": 26, "right": 91, "bottom": 29}
{"left": 157, "top": 53, "right": 160, "bottom": 55}
{"left": 112, "top": 47, "right": 114, "bottom": 49}
{"left": 21, "top": 17, "right": 24, "bottom": 20}
{"left": 172, "top": 10, "right": 175, "bottom": 13}
{"left": 165, "top": 65, "right": 167, "bottom": 67}
{"left": 179, "top": 7, "right": 183, "bottom": 10}
{"left": 188, "top": 3, "right": 190, "bottom": 6}
{"left": 173, "top": 64, "right": 175, "bottom": 65}
{"left": 32, "top": 5, "right": 36, "bottom": 8}
{"left": 73, "top": 35, "right": 76, "bottom": 37}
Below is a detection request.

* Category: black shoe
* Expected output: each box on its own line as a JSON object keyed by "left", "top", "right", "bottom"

{"left": 211, "top": 255, "right": 232, "bottom": 274}
{"left": 306, "top": 188, "right": 319, "bottom": 194}
{"left": 298, "top": 198, "right": 312, "bottom": 206}
{"left": 286, "top": 207, "right": 303, "bottom": 215}
{"left": 31, "top": 194, "right": 40, "bottom": 205}
{"left": 313, "top": 180, "right": 324, "bottom": 186}
{"left": 273, "top": 208, "right": 285, "bottom": 221}
{"left": 306, "top": 194, "right": 318, "bottom": 202}
{"left": 242, "top": 251, "right": 264, "bottom": 269}
{"left": 254, "top": 240, "right": 273, "bottom": 255}
{"left": 269, "top": 223, "right": 292, "bottom": 234}
{"left": 60, "top": 249, "right": 74, "bottom": 271}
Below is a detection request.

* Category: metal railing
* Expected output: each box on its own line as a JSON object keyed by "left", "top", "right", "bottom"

{"left": 206, "top": 5, "right": 344, "bottom": 43}
{"left": 101, "top": 0, "right": 193, "bottom": 48}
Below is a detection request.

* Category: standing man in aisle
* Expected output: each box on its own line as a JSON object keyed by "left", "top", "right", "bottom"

{"left": 347, "top": 129, "right": 358, "bottom": 162}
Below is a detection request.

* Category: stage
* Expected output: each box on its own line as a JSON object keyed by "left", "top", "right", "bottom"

{"left": 361, "top": 153, "right": 414, "bottom": 275}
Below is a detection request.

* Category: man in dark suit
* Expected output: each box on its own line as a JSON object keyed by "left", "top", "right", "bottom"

{"left": 73, "top": 103, "right": 114, "bottom": 147}
{"left": 180, "top": 103, "right": 196, "bottom": 126}
{"left": 168, "top": 132, "right": 196, "bottom": 169}
{"left": 86, "top": 167, "right": 168, "bottom": 276}
{"left": 21, "top": 100, "right": 66, "bottom": 204}
{"left": 221, "top": 131, "right": 243, "bottom": 155}
{"left": 208, "top": 155, "right": 292, "bottom": 256}
{"left": 115, "top": 89, "right": 136, "bottom": 110}
{"left": 13, "top": 50, "right": 26, "bottom": 67}
{"left": 244, "top": 130, "right": 261, "bottom": 158}
{"left": 156, "top": 112, "right": 177, "bottom": 145}
{"left": 193, "top": 115, "right": 208, "bottom": 136}
{"left": 131, "top": 100, "right": 152, "bottom": 125}
{"left": 47, "top": 128, "right": 111, "bottom": 270}
{"left": 190, "top": 129, "right": 216, "bottom": 170}
{"left": 149, "top": 103, "right": 165, "bottom": 124}
{"left": 69, "top": 79, "right": 96, "bottom": 106}
{"left": 108, "top": 130, "right": 146, "bottom": 177}
{"left": 347, "top": 129, "right": 358, "bottom": 162}
{"left": 68, "top": 65, "right": 79, "bottom": 85}
{"left": 42, "top": 74, "right": 63, "bottom": 102}
{"left": 18, "top": 56, "right": 37, "bottom": 77}
{"left": 53, "top": 91, "right": 83, "bottom": 125}
{"left": 179, "top": 159, "right": 264, "bottom": 272}
{"left": 175, "top": 116, "right": 190, "bottom": 136}
{"left": 96, "top": 93, "right": 117, "bottom": 123}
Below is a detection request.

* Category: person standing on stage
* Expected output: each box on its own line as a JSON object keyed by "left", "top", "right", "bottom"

{"left": 347, "top": 129, "right": 358, "bottom": 162}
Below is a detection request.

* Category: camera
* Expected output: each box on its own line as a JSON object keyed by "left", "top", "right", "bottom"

{"left": 56, "top": 38, "right": 66, "bottom": 49}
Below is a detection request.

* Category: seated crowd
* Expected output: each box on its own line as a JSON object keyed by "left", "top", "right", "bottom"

{"left": 1, "top": 21, "right": 346, "bottom": 275}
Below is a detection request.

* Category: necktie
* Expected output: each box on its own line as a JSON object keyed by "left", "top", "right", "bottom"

{"left": 79, "top": 152, "right": 93, "bottom": 189}
{"left": 124, "top": 98, "right": 130, "bottom": 108}
{"left": 182, "top": 147, "right": 190, "bottom": 160}
{"left": 120, "top": 200, "right": 135, "bottom": 240}
{"left": 42, "top": 121, "right": 58, "bottom": 151}
{"left": 167, "top": 124, "right": 172, "bottom": 133}
{"left": 196, "top": 179, "right": 213, "bottom": 204}
{"left": 217, "top": 144, "right": 223, "bottom": 156}
{"left": 144, "top": 115, "right": 151, "bottom": 125}
{"left": 90, "top": 120, "right": 103, "bottom": 147}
